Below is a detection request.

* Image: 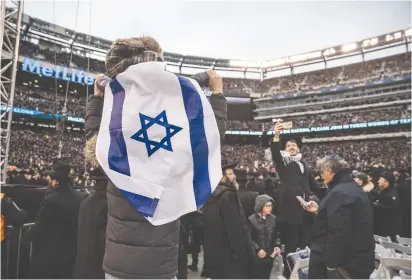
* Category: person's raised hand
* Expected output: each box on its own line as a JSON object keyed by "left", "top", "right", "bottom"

{"left": 273, "top": 120, "right": 284, "bottom": 137}
{"left": 206, "top": 70, "right": 223, "bottom": 94}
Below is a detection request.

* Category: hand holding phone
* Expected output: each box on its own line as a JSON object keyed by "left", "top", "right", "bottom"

{"left": 296, "top": 196, "right": 309, "bottom": 207}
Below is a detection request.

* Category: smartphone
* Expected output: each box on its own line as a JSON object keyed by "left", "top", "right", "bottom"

{"left": 296, "top": 196, "right": 309, "bottom": 207}
{"left": 282, "top": 121, "right": 293, "bottom": 129}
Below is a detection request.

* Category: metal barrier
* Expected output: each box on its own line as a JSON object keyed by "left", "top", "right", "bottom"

{"left": 3, "top": 222, "right": 35, "bottom": 279}
{"left": 16, "top": 223, "right": 35, "bottom": 279}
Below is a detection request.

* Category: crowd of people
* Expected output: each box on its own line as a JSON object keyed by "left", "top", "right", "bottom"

{"left": 226, "top": 106, "right": 411, "bottom": 131}
{"left": 2, "top": 35, "right": 411, "bottom": 280}
{"left": 222, "top": 138, "right": 411, "bottom": 172}
{"left": 222, "top": 52, "right": 411, "bottom": 95}
{"left": 7, "top": 124, "right": 411, "bottom": 186}
{"left": 19, "top": 39, "right": 410, "bottom": 96}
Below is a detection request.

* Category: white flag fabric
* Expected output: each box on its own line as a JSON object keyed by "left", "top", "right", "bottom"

{"left": 96, "top": 62, "right": 222, "bottom": 225}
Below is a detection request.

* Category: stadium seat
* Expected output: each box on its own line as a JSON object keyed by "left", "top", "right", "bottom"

{"left": 375, "top": 234, "right": 392, "bottom": 243}
{"left": 397, "top": 235, "right": 412, "bottom": 246}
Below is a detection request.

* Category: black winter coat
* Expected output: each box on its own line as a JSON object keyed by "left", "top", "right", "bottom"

{"left": 374, "top": 184, "right": 403, "bottom": 241}
{"left": 238, "top": 184, "right": 258, "bottom": 218}
{"left": 202, "top": 183, "right": 251, "bottom": 271}
{"left": 398, "top": 178, "right": 411, "bottom": 238}
{"left": 85, "top": 92, "right": 227, "bottom": 279}
{"left": 270, "top": 141, "right": 320, "bottom": 225}
{"left": 30, "top": 183, "right": 86, "bottom": 279}
{"left": 248, "top": 195, "right": 280, "bottom": 263}
{"left": 309, "top": 169, "right": 375, "bottom": 277}
{"left": 73, "top": 184, "right": 108, "bottom": 279}
{"left": 247, "top": 179, "right": 265, "bottom": 195}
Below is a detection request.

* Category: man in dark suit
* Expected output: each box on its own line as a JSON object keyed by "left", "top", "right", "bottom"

{"left": 271, "top": 120, "right": 321, "bottom": 277}
{"left": 304, "top": 155, "right": 375, "bottom": 279}
{"left": 202, "top": 160, "right": 252, "bottom": 279}
{"left": 374, "top": 172, "right": 403, "bottom": 241}
{"left": 236, "top": 168, "right": 258, "bottom": 218}
{"left": 30, "top": 158, "right": 86, "bottom": 279}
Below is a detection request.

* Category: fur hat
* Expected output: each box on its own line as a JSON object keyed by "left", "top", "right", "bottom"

{"left": 105, "top": 36, "right": 163, "bottom": 78}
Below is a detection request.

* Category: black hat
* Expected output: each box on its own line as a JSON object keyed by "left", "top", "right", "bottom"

{"left": 280, "top": 135, "right": 303, "bottom": 150}
{"left": 43, "top": 158, "right": 74, "bottom": 179}
{"left": 88, "top": 167, "right": 106, "bottom": 181}
{"left": 221, "top": 159, "right": 237, "bottom": 172}
{"left": 355, "top": 173, "right": 369, "bottom": 184}
{"left": 380, "top": 172, "right": 394, "bottom": 184}
{"left": 235, "top": 168, "right": 248, "bottom": 182}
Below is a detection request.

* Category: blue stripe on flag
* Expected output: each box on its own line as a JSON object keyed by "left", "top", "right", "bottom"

{"left": 120, "top": 189, "right": 159, "bottom": 218}
{"left": 108, "top": 79, "right": 159, "bottom": 218}
{"left": 108, "top": 79, "right": 131, "bottom": 176}
{"left": 177, "top": 76, "right": 211, "bottom": 207}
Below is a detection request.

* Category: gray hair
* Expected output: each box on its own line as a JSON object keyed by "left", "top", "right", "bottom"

{"left": 316, "top": 155, "right": 349, "bottom": 174}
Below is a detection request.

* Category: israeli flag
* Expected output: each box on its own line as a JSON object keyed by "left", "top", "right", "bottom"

{"left": 96, "top": 62, "right": 222, "bottom": 226}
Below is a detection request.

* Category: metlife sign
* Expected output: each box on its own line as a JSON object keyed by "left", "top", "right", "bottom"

{"left": 21, "top": 57, "right": 95, "bottom": 85}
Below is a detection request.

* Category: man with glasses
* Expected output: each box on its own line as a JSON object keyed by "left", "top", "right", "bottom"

{"left": 202, "top": 159, "right": 253, "bottom": 279}
{"left": 302, "top": 155, "right": 375, "bottom": 279}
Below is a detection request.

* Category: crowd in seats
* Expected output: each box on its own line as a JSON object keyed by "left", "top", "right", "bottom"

{"left": 263, "top": 94, "right": 410, "bottom": 116}
{"left": 222, "top": 138, "right": 411, "bottom": 171}
{"left": 272, "top": 106, "right": 411, "bottom": 129}
{"left": 258, "top": 52, "right": 410, "bottom": 95}
{"left": 341, "top": 58, "right": 383, "bottom": 85}
{"left": 8, "top": 126, "right": 84, "bottom": 172}
{"left": 227, "top": 106, "right": 410, "bottom": 131}
{"left": 14, "top": 85, "right": 86, "bottom": 117}
{"left": 384, "top": 52, "right": 412, "bottom": 78}
{"left": 227, "top": 121, "right": 263, "bottom": 131}
{"left": 8, "top": 124, "right": 410, "bottom": 178}
{"left": 19, "top": 40, "right": 410, "bottom": 97}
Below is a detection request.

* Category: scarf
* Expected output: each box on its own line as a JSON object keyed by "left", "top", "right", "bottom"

{"left": 281, "top": 151, "right": 304, "bottom": 173}
{"left": 264, "top": 148, "right": 304, "bottom": 173}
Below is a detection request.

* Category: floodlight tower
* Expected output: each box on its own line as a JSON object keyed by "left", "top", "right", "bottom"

{"left": 0, "top": 0, "right": 23, "bottom": 184}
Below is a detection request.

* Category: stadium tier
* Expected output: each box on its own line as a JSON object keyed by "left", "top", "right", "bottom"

{"left": 2, "top": 11, "right": 411, "bottom": 174}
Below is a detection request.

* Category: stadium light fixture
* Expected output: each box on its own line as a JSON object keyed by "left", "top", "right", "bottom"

{"left": 322, "top": 48, "right": 336, "bottom": 57}
{"left": 288, "top": 51, "right": 322, "bottom": 64}
{"left": 229, "top": 60, "right": 261, "bottom": 68}
{"left": 405, "top": 28, "right": 412, "bottom": 37}
{"left": 341, "top": 43, "right": 358, "bottom": 53}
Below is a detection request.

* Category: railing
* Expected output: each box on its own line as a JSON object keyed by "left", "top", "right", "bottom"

{"left": 4, "top": 222, "right": 36, "bottom": 279}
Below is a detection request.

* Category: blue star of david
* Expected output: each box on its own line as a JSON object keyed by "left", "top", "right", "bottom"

{"left": 131, "top": 110, "right": 183, "bottom": 157}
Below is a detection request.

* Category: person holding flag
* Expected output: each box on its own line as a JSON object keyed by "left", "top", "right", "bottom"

{"left": 85, "top": 36, "right": 227, "bottom": 279}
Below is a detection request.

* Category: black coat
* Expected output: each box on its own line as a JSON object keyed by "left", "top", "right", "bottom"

{"left": 310, "top": 169, "right": 375, "bottom": 276}
{"left": 247, "top": 179, "right": 265, "bottom": 195}
{"left": 202, "top": 183, "right": 251, "bottom": 273}
{"left": 374, "top": 184, "right": 403, "bottom": 241}
{"left": 248, "top": 195, "right": 280, "bottom": 261}
{"left": 30, "top": 183, "right": 86, "bottom": 279}
{"left": 73, "top": 184, "right": 108, "bottom": 279}
{"left": 270, "top": 141, "right": 320, "bottom": 225}
{"left": 238, "top": 184, "right": 258, "bottom": 218}
{"left": 398, "top": 178, "right": 411, "bottom": 238}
